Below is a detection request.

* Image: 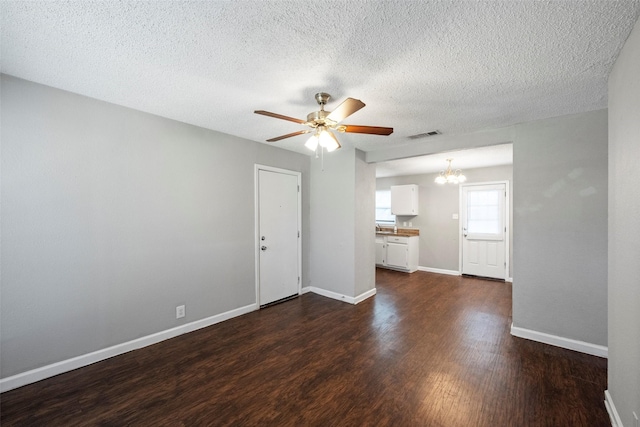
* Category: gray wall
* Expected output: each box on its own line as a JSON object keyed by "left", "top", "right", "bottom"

{"left": 0, "top": 75, "right": 311, "bottom": 378}
{"left": 608, "top": 15, "right": 640, "bottom": 427}
{"left": 308, "top": 147, "right": 376, "bottom": 298}
{"left": 377, "top": 164, "right": 513, "bottom": 276}
{"left": 309, "top": 148, "right": 355, "bottom": 296}
{"left": 354, "top": 150, "right": 376, "bottom": 297}
{"left": 512, "top": 110, "right": 608, "bottom": 346}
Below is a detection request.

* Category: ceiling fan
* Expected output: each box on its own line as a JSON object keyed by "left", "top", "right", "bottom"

{"left": 254, "top": 92, "right": 393, "bottom": 152}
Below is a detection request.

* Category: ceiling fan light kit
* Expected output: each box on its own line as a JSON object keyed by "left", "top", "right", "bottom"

{"left": 304, "top": 135, "right": 318, "bottom": 151}
{"left": 305, "top": 125, "right": 341, "bottom": 153}
{"left": 435, "top": 159, "right": 466, "bottom": 184}
{"left": 255, "top": 92, "right": 392, "bottom": 154}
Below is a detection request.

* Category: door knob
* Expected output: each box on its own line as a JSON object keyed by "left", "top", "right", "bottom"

{"left": 261, "top": 246, "right": 267, "bottom": 251}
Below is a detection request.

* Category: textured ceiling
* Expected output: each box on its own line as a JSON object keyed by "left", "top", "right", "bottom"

{"left": 2, "top": 1, "right": 640, "bottom": 157}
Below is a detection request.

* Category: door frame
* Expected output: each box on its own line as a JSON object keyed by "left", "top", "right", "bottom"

{"left": 458, "top": 180, "right": 510, "bottom": 280}
{"left": 254, "top": 164, "right": 302, "bottom": 306}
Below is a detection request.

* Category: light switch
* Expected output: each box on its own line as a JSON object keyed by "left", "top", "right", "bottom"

{"left": 452, "top": 213, "right": 459, "bottom": 220}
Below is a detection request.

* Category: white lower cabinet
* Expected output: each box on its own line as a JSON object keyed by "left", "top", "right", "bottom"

{"left": 386, "top": 242, "right": 408, "bottom": 268}
{"left": 375, "top": 235, "right": 419, "bottom": 273}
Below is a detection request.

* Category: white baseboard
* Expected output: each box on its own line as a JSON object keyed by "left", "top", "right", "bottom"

{"left": 510, "top": 324, "right": 608, "bottom": 358}
{"left": 354, "top": 288, "right": 377, "bottom": 304}
{"left": 506, "top": 277, "right": 513, "bottom": 283}
{"left": 303, "top": 286, "right": 376, "bottom": 305}
{"left": 0, "top": 303, "right": 258, "bottom": 393}
{"left": 417, "top": 266, "right": 460, "bottom": 276}
{"left": 604, "top": 390, "right": 623, "bottom": 427}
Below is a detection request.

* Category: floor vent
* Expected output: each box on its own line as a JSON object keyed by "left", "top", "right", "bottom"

{"left": 408, "top": 130, "right": 441, "bottom": 139}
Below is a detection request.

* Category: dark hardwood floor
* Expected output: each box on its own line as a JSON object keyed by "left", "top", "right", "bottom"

{"left": 1, "top": 269, "right": 609, "bottom": 426}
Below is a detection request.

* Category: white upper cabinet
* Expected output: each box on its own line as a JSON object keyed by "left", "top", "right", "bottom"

{"left": 390, "top": 184, "right": 419, "bottom": 215}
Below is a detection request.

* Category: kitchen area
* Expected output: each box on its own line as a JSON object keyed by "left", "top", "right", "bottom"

{"left": 375, "top": 149, "right": 514, "bottom": 280}
{"left": 375, "top": 184, "right": 420, "bottom": 273}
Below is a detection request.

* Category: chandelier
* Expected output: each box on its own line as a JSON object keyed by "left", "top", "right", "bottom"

{"left": 435, "top": 159, "right": 466, "bottom": 184}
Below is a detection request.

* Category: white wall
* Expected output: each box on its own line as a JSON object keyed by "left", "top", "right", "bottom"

{"left": 377, "top": 164, "right": 513, "bottom": 276}
{"left": 607, "top": 15, "right": 640, "bottom": 427}
{"left": 0, "top": 75, "right": 311, "bottom": 380}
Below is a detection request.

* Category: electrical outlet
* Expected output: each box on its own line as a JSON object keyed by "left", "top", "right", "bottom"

{"left": 176, "top": 305, "right": 185, "bottom": 319}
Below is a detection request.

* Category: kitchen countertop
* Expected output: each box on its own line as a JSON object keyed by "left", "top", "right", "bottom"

{"left": 376, "top": 227, "right": 419, "bottom": 237}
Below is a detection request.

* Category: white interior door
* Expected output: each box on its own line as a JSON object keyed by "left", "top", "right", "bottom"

{"left": 257, "top": 167, "right": 300, "bottom": 306}
{"left": 461, "top": 183, "right": 507, "bottom": 280}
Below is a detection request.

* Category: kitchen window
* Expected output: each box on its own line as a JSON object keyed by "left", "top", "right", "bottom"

{"left": 375, "top": 190, "right": 395, "bottom": 224}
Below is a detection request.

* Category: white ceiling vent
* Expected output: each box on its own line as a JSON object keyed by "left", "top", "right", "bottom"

{"left": 408, "top": 130, "right": 441, "bottom": 140}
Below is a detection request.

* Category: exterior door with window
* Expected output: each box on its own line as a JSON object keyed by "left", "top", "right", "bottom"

{"left": 461, "top": 183, "right": 507, "bottom": 280}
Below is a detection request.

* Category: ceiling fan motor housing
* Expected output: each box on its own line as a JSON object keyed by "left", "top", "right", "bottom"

{"left": 306, "top": 110, "right": 335, "bottom": 128}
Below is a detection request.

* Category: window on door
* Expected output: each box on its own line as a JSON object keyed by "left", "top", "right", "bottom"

{"left": 375, "top": 190, "right": 395, "bottom": 224}
{"left": 466, "top": 188, "right": 503, "bottom": 238}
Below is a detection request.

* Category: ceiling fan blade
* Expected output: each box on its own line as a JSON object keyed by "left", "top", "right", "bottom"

{"left": 326, "top": 98, "right": 365, "bottom": 123}
{"left": 266, "top": 130, "right": 311, "bottom": 142}
{"left": 341, "top": 125, "right": 394, "bottom": 135}
{"left": 254, "top": 110, "right": 306, "bottom": 124}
